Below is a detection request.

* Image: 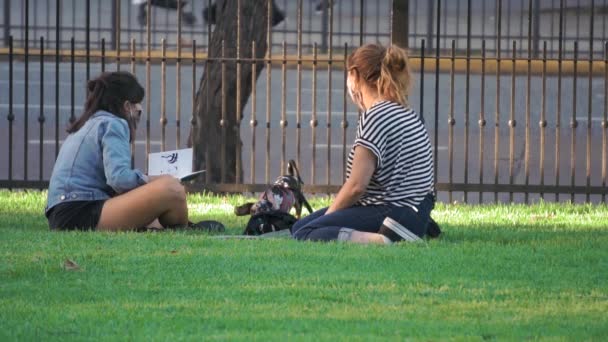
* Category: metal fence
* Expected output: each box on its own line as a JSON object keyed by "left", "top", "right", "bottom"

{"left": 1, "top": 0, "right": 607, "bottom": 204}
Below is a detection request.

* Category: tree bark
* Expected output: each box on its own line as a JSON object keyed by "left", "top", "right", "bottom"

{"left": 189, "top": 0, "right": 268, "bottom": 183}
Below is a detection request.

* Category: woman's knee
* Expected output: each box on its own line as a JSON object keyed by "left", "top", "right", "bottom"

{"left": 291, "top": 222, "right": 312, "bottom": 240}
{"left": 152, "top": 176, "right": 187, "bottom": 203}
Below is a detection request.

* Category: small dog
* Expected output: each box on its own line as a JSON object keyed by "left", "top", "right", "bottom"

{"left": 235, "top": 160, "right": 312, "bottom": 219}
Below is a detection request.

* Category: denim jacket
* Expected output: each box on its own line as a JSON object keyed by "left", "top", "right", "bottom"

{"left": 46, "top": 110, "right": 147, "bottom": 214}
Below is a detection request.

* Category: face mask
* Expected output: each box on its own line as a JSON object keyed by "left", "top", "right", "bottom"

{"left": 129, "top": 104, "right": 141, "bottom": 125}
{"left": 347, "top": 77, "right": 364, "bottom": 111}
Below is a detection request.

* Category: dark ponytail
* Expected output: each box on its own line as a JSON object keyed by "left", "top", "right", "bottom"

{"left": 68, "top": 71, "right": 145, "bottom": 141}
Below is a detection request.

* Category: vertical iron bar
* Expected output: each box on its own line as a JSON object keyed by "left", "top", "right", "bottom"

{"left": 481, "top": 0, "right": 486, "bottom": 42}
{"left": 24, "top": 0, "right": 29, "bottom": 181}
{"left": 4, "top": 0, "right": 11, "bottom": 46}
{"left": 204, "top": 0, "right": 211, "bottom": 184}
{"left": 321, "top": 0, "right": 328, "bottom": 52}
{"left": 455, "top": 0, "right": 461, "bottom": 50}
{"left": 130, "top": 39, "right": 136, "bottom": 168}
{"left": 532, "top": 0, "right": 540, "bottom": 57}
{"left": 509, "top": 40, "right": 516, "bottom": 203}
{"left": 115, "top": 0, "right": 121, "bottom": 70}
{"left": 556, "top": 0, "right": 564, "bottom": 201}
{"left": 265, "top": 0, "right": 272, "bottom": 183}
{"left": 420, "top": 39, "right": 425, "bottom": 125}
{"left": 540, "top": 41, "right": 547, "bottom": 200}
{"left": 281, "top": 41, "right": 287, "bottom": 174}
{"left": 191, "top": 39, "right": 197, "bottom": 159}
{"left": 326, "top": 3, "right": 333, "bottom": 187}
{"left": 145, "top": 0, "right": 151, "bottom": 171}
{"left": 586, "top": 0, "right": 595, "bottom": 202}
{"left": 101, "top": 38, "right": 105, "bottom": 72}
{"left": 426, "top": 0, "right": 434, "bottom": 53}
{"left": 519, "top": 0, "right": 524, "bottom": 54}
{"left": 177, "top": 0, "right": 182, "bottom": 150}
{"left": 494, "top": 0, "right": 502, "bottom": 203}
{"left": 221, "top": 39, "right": 227, "bottom": 183}
{"left": 250, "top": 41, "right": 257, "bottom": 184}
{"left": 505, "top": 0, "right": 511, "bottom": 53}
{"left": 464, "top": 0, "right": 471, "bottom": 203}
{"left": 111, "top": 0, "right": 116, "bottom": 49}
{"left": 55, "top": 0, "right": 61, "bottom": 158}
{"left": 442, "top": 0, "right": 447, "bottom": 50}
{"left": 448, "top": 40, "right": 455, "bottom": 203}
{"left": 479, "top": 40, "right": 486, "bottom": 203}
{"left": 433, "top": 0, "right": 441, "bottom": 196}
{"left": 342, "top": 43, "right": 348, "bottom": 184}
{"left": 86, "top": 0, "right": 90, "bottom": 80}
{"left": 359, "top": 0, "right": 364, "bottom": 46}
{"left": 296, "top": 0, "right": 303, "bottom": 169}
{"left": 130, "top": 39, "right": 136, "bottom": 78}
{"left": 571, "top": 42, "right": 578, "bottom": 202}
{"left": 32, "top": 0, "right": 37, "bottom": 47}
{"left": 95, "top": 0, "right": 101, "bottom": 48}
{"left": 235, "top": 0, "right": 242, "bottom": 182}
{"left": 312, "top": 43, "right": 318, "bottom": 184}
{"left": 8, "top": 36, "right": 14, "bottom": 188}
{"left": 70, "top": 37, "right": 75, "bottom": 126}
{"left": 39, "top": 37, "right": 44, "bottom": 182}
{"left": 603, "top": 42, "right": 607, "bottom": 203}
{"left": 525, "top": 0, "right": 533, "bottom": 203}
{"left": 161, "top": 38, "right": 167, "bottom": 151}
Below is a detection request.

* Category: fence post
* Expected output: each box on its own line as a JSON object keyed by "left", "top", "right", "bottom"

{"left": 111, "top": 0, "right": 117, "bottom": 50}
{"left": 321, "top": 0, "right": 328, "bottom": 52}
{"left": 532, "top": 0, "right": 540, "bottom": 58}
{"left": 391, "top": 0, "right": 409, "bottom": 48}
{"left": 3, "top": 0, "right": 10, "bottom": 46}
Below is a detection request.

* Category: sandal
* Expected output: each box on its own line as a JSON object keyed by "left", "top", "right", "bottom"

{"left": 186, "top": 220, "right": 226, "bottom": 233}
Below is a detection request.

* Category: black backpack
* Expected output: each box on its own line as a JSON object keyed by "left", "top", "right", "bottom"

{"left": 242, "top": 210, "right": 298, "bottom": 236}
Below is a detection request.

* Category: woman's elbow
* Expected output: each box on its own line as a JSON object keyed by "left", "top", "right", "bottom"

{"left": 348, "top": 181, "right": 367, "bottom": 197}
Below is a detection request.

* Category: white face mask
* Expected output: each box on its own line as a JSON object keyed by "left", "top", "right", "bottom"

{"left": 347, "top": 76, "right": 364, "bottom": 110}
{"left": 347, "top": 76, "right": 355, "bottom": 101}
{"left": 127, "top": 103, "right": 141, "bottom": 125}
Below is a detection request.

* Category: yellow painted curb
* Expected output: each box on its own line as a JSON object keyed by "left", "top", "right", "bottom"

{"left": 0, "top": 47, "right": 605, "bottom": 76}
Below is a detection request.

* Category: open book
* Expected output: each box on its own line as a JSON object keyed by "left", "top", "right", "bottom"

{"left": 148, "top": 148, "right": 205, "bottom": 182}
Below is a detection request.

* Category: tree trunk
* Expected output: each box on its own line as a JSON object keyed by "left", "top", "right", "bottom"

{"left": 189, "top": 0, "right": 268, "bottom": 183}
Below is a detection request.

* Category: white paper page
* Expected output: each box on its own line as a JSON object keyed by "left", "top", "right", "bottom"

{"left": 148, "top": 148, "right": 193, "bottom": 179}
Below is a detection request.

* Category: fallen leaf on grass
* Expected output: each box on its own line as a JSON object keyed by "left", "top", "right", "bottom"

{"left": 63, "top": 259, "right": 81, "bottom": 271}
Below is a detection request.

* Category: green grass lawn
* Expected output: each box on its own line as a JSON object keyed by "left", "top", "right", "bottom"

{"left": 1, "top": 190, "right": 607, "bottom": 341}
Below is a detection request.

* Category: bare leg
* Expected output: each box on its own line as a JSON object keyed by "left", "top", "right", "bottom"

{"left": 97, "top": 175, "right": 188, "bottom": 231}
{"left": 337, "top": 228, "right": 390, "bottom": 244}
{"left": 349, "top": 231, "right": 389, "bottom": 244}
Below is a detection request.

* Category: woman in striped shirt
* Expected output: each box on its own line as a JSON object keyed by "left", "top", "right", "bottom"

{"left": 291, "top": 44, "right": 440, "bottom": 244}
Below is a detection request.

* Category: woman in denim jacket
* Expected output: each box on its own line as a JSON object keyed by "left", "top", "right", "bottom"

{"left": 46, "top": 71, "right": 223, "bottom": 232}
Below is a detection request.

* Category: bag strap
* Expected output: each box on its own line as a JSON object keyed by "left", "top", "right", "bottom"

{"left": 288, "top": 159, "right": 313, "bottom": 214}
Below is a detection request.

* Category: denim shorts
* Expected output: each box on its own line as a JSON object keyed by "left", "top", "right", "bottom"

{"left": 46, "top": 200, "right": 106, "bottom": 231}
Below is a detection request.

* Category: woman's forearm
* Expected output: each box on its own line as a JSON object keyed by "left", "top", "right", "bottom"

{"left": 326, "top": 180, "right": 365, "bottom": 215}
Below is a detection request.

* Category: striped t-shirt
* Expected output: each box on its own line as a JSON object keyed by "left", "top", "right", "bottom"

{"left": 346, "top": 100, "right": 434, "bottom": 208}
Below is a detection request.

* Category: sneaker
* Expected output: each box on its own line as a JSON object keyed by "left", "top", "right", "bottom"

{"left": 234, "top": 202, "right": 254, "bottom": 216}
{"left": 378, "top": 217, "right": 421, "bottom": 242}
{"left": 168, "top": 220, "right": 225, "bottom": 233}
{"left": 426, "top": 217, "right": 442, "bottom": 238}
